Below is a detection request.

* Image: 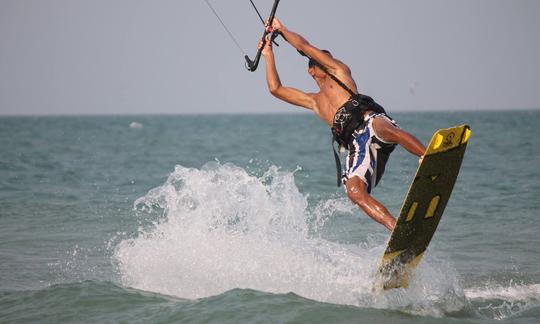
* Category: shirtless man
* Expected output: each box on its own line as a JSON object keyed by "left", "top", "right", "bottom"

{"left": 259, "top": 18, "right": 426, "bottom": 231}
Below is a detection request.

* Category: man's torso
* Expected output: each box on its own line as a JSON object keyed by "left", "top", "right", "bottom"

{"left": 310, "top": 70, "right": 358, "bottom": 126}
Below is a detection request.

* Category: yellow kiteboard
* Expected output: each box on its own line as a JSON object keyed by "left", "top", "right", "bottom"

{"left": 378, "top": 125, "right": 471, "bottom": 289}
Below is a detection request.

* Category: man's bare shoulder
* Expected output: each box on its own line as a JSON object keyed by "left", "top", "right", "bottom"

{"left": 328, "top": 59, "right": 357, "bottom": 95}
{"left": 336, "top": 59, "right": 352, "bottom": 75}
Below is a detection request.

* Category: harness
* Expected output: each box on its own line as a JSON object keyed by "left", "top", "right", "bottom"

{"left": 308, "top": 59, "right": 389, "bottom": 186}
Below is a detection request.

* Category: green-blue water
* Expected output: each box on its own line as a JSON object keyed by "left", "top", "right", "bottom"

{"left": 1, "top": 111, "right": 539, "bottom": 323}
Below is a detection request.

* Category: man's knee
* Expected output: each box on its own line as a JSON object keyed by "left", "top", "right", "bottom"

{"left": 345, "top": 177, "right": 370, "bottom": 205}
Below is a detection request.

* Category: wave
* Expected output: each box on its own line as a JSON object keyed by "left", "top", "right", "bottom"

{"left": 2, "top": 281, "right": 539, "bottom": 323}
{"left": 465, "top": 283, "right": 540, "bottom": 320}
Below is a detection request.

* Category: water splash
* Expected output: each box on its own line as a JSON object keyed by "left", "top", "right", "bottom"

{"left": 113, "top": 162, "right": 467, "bottom": 316}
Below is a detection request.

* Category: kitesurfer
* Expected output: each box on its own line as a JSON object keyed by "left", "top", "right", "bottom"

{"left": 259, "top": 18, "right": 426, "bottom": 231}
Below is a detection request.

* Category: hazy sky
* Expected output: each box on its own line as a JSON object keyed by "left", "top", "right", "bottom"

{"left": 1, "top": 0, "right": 539, "bottom": 115}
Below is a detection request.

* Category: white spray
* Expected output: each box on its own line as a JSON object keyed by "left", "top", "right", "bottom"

{"left": 114, "top": 162, "right": 467, "bottom": 316}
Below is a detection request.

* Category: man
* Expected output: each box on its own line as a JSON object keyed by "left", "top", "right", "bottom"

{"left": 259, "top": 18, "right": 426, "bottom": 231}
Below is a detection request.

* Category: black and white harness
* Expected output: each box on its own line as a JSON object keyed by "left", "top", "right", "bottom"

{"left": 308, "top": 60, "right": 390, "bottom": 187}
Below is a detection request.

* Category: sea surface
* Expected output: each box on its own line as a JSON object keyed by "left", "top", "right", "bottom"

{"left": 1, "top": 110, "right": 539, "bottom": 323}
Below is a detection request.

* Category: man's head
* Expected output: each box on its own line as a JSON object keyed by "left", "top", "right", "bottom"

{"left": 308, "top": 50, "right": 331, "bottom": 78}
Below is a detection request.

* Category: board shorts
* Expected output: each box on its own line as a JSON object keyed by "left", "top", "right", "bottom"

{"left": 342, "top": 113, "right": 398, "bottom": 193}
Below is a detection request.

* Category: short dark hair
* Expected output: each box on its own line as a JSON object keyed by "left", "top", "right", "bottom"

{"left": 308, "top": 50, "right": 332, "bottom": 68}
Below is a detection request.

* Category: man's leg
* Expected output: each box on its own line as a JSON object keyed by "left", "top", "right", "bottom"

{"left": 345, "top": 176, "right": 396, "bottom": 231}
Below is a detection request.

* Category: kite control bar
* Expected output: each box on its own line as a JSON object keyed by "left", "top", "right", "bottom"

{"left": 245, "top": 0, "right": 281, "bottom": 72}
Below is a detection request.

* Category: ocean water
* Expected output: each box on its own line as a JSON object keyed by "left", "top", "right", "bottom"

{"left": 1, "top": 110, "right": 539, "bottom": 323}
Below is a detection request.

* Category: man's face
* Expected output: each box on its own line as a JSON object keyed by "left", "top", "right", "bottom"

{"left": 308, "top": 66, "right": 324, "bottom": 79}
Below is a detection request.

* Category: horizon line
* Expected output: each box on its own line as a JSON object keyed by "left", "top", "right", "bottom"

{"left": 0, "top": 107, "right": 539, "bottom": 118}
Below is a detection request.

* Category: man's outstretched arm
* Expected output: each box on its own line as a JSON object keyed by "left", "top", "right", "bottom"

{"left": 260, "top": 38, "right": 316, "bottom": 109}
{"left": 270, "top": 18, "right": 347, "bottom": 75}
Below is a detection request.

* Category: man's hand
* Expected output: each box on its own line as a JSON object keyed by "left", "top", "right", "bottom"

{"left": 258, "top": 35, "right": 273, "bottom": 57}
{"left": 264, "top": 17, "right": 284, "bottom": 32}
{"left": 268, "top": 17, "right": 284, "bottom": 31}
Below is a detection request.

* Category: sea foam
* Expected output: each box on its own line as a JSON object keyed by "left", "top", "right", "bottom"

{"left": 113, "top": 162, "right": 467, "bottom": 316}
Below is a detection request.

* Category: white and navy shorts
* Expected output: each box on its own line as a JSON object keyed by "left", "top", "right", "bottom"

{"left": 342, "top": 113, "right": 398, "bottom": 193}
